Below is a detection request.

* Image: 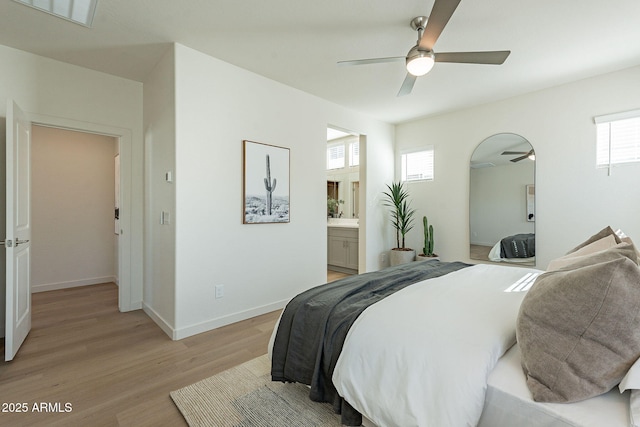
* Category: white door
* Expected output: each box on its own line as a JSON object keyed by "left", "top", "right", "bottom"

{"left": 5, "top": 100, "right": 32, "bottom": 361}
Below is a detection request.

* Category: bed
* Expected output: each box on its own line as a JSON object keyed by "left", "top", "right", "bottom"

{"left": 269, "top": 226, "right": 640, "bottom": 427}
{"left": 488, "top": 232, "right": 535, "bottom": 263}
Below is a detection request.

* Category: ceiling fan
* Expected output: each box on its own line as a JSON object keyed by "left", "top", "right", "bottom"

{"left": 338, "top": 0, "right": 511, "bottom": 96}
{"left": 501, "top": 150, "right": 535, "bottom": 162}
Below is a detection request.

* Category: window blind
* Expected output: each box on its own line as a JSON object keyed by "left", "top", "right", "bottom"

{"left": 401, "top": 147, "right": 434, "bottom": 182}
{"left": 327, "top": 144, "right": 345, "bottom": 170}
{"left": 595, "top": 109, "right": 640, "bottom": 168}
{"left": 349, "top": 141, "right": 360, "bottom": 167}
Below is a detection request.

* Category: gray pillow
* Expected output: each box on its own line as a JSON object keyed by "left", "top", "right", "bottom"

{"left": 517, "top": 242, "right": 640, "bottom": 402}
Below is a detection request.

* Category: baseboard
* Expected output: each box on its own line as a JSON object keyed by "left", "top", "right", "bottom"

{"left": 173, "top": 299, "right": 289, "bottom": 341}
{"left": 142, "top": 303, "right": 176, "bottom": 339}
{"left": 32, "top": 276, "right": 118, "bottom": 293}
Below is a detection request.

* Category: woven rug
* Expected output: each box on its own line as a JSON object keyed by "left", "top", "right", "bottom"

{"left": 170, "top": 354, "right": 342, "bottom": 426}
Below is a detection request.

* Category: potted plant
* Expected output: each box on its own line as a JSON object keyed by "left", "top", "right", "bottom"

{"left": 327, "top": 197, "right": 344, "bottom": 218}
{"left": 416, "top": 216, "right": 439, "bottom": 261}
{"left": 383, "top": 182, "right": 416, "bottom": 265}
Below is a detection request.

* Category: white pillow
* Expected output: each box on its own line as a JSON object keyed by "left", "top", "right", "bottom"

{"left": 619, "top": 357, "right": 640, "bottom": 427}
{"left": 620, "top": 357, "right": 640, "bottom": 392}
{"left": 631, "top": 391, "right": 640, "bottom": 427}
{"left": 617, "top": 229, "right": 640, "bottom": 263}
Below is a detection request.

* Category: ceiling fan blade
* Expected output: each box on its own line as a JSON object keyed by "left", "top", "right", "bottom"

{"left": 510, "top": 154, "right": 530, "bottom": 163}
{"left": 397, "top": 73, "right": 417, "bottom": 97}
{"left": 501, "top": 151, "right": 529, "bottom": 155}
{"left": 338, "top": 56, "right": 405, "bottom": 67}
{"left": 435, "top": 51, "right": 511, "bottom": 65}
{"left": 419, "top": 0, "right": 462, "bottom": 50}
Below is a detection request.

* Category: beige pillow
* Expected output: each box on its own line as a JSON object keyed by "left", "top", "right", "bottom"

{"left": 517, "top": 243, "right": 640, "bottom": 403}
{"left": 565, "top": 226, "right": 621, "bottom": 255}
{"left": 547, "top": 234, "right": 618, "bottom": 271}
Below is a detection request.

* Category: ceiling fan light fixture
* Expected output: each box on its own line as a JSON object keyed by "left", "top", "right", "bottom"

{"left": 406, "top": 47, "right": 435, "bottom": 76}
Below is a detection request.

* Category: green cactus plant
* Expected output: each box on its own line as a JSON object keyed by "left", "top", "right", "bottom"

{"left": 422, "top": 216, "right": 435, "bottom": 256}
{"left": 264, "top": 154, "right": 277, "bottom": 215}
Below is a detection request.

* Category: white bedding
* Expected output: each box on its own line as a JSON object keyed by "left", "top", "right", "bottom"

{"left": 332, "top": 264, "right": 542, "bottom": 427}
{"left": 478, "top": 344, "right": 629, "bottom": 427}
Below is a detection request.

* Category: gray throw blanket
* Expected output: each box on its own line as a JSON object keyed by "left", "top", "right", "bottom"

{"left": 271, "top": 260, "right": 471, "bottom": 426}
{"left": 500, "top": 233, "right": 535, "bottom": 258}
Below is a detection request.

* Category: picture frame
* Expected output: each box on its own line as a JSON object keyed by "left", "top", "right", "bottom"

{"left": 243, "top": 140, "right": 290, "bottom": 224}
{"left": 526, "top": 184, "right": 535, "bottom": 222}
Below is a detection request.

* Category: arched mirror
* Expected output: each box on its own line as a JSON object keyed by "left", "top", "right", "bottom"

{"left": 469, "top": 133, "right": 535, "bottom": 266}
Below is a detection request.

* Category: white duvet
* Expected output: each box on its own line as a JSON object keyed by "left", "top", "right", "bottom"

{"left": 332, "top": 264, "right": 542, "bottom": 427}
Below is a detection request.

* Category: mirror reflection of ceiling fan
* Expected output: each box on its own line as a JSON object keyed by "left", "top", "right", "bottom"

{"left": 501, "top": 150, "right": 535, "bottom": 162}
{"left": 338, "top": 0, "right": 511, "bottom": 96}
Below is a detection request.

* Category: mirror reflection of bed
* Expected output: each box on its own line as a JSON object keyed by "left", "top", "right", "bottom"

{"left": 470, "top": 133, "right": 535, "bottom": 266}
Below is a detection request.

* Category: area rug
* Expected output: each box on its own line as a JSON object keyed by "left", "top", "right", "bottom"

{"left": 170, "top": 354, "right": 341, "bottom": 426}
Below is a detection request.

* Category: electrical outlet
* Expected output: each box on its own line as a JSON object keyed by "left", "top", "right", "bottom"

{"left": 380, "top": 253, "right": 387, "bottom": 264}
{"left": 215, "top": 284, "right": 225, "bottom": 299}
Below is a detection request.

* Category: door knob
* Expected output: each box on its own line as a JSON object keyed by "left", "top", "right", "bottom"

{"left": 1, "top": 239, "right": 30, "bottom": 247}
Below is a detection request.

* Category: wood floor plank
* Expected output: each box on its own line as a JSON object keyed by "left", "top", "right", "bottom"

{"left": 0, "top": 282, "right": 281, "bottom": 426}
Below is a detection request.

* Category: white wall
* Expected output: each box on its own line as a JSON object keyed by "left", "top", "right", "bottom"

{"left": 0, "top": 43, "right": 144, "bottom": 327}
{"left": 470, "top": 162, "right": 535, "bottom": 246}
{"left": 396, "top": 65, "right": 640, "bottom": 269}
{"left": 162, "top": 43, "right": 393, "bottom": 339}
{"left": 31, "top": 126, "right": 117, "bottom": 292}
{"left": 142, "top": 47, "right": 177, "bottom": 335}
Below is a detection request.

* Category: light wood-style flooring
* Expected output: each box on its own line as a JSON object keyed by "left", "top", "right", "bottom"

{"left": 470, "top": 244, "right": 536, "bottom": 267}
{"left": 470, "top": 244, "right": 493, "bottom": 261}
{"left": 0, "top": 283, "right": 281, "bottom": 427}
{"left": 327, "top": 269, "right": 351, "bottom": 283}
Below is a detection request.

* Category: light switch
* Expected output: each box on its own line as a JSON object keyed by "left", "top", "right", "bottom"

{"left": 161, "top": 211, "right": 171, "bottom": 225}
{"left": 165, "top": 171, "right": 173, "bottom": 183}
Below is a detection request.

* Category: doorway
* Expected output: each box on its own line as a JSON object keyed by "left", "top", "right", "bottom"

{"left": 326, "top": 126, "right": 363, "bottom": 279}
{"left": 25, "top": 113, "right": 134, "bottom": 312}
{"left": 31, "top": 125, "right": 119, "bottom": 293}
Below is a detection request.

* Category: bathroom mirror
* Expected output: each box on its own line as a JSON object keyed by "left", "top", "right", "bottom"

{"left": 326, "top": 129, "right": 360, "bottom": 218}
{"left": 469, "top": 133, "right": 535, "bottom": 266}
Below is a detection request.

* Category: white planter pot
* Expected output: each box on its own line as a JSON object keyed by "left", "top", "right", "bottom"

{"left": 415, "top": 254, "right": 440, "bottom": 262}
{"left": 389, "top": 249, "right": 416, "bottom": 266}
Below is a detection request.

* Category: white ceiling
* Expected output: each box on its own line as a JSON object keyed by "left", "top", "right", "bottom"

{"left": 1, "top": 0, "right": 639, "bottom": 124}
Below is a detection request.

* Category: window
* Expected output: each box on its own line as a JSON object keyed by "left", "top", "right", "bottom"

{"left": 327, "top": 144, "right": 345, "bottom": 170}
{"left": 327, "top": 139, "right": 359, "bottom": 170}
{"left": 595, "top": 109, "right": 640, "bottom": 168}
{"left": 349, "top": 141, "right": 360, "bottom": 167}
{"left": 14, "top": 0, "right": 98, "bottom": 27}
{"left": 401, "top": 147, "right": 434, "bottom": 182}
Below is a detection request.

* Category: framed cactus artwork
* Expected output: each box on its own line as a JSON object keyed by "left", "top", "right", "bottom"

{"left": 243, "top": 140, "right": 290, "bottom": 224}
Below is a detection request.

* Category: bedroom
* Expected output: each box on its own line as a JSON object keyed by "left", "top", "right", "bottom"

{"left": 1, "top": 0, "right": 639, "bottom": 425}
